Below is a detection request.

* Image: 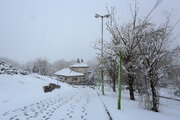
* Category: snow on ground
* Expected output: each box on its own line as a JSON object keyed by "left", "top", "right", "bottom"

{"left": 97, "top": 88, "right": 180, "bottom": 120}
{"left": 159, "top": 87, "right": 180, "bottom": 99}
{"left": 1, "top": 73, "right": 180, "bottom": 120}
{"left": 0, "top": 74, "right": 108, "bottom": 120}
{"left": 0, "top": 74, "right": 72, "bottom": 112}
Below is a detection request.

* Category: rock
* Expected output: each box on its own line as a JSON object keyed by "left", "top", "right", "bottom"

{"left": 43, "top": 83, "right": 61, "bottom": 93}
{"left": 49, "top": 83, "right": 60, "bottom": 89}
{"left": 43, "top": 86, "right": 50, "bottom": 93}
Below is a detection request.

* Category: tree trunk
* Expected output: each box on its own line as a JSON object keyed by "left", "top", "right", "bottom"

{"left": 150, "top": 79, "right": 159, "bottom": 112}
{"left": 112, "top": 78, "right": 116, "bottom": 92}
{"left": 128, "top": 74, "right": 135, "bottom": 100}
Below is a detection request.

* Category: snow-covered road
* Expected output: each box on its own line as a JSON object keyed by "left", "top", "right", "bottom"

{"left": 0, "top": 87, "right": 108, "bottom": 120}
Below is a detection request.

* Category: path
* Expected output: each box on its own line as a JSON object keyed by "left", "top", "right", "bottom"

{"left": 0, "top": 87, "right": 108, "bottom": 120}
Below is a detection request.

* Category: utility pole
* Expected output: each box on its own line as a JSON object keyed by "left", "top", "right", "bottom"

{"left": 95, "top": 14, "right": 110, "bottom": 95}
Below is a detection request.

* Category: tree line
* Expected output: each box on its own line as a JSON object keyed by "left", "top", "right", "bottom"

{"left": 0, "top": 57, "right": 74, "bottom": 76}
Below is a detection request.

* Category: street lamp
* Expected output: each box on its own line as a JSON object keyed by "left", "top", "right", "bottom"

{"left": 116, "top": 43, "right": 126, "bottom": 110}
{"left": 95, "top": 14, "right": 110, "bottom": 95}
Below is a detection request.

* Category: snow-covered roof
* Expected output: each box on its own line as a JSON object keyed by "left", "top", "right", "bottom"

{"left": 70, "top": 63, "right": 89, "bottom": 68}
{"left": 54, "top": 68, "right": 84, "bottom": 77}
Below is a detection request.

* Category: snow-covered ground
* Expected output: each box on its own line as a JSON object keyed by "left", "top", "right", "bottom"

{"left": 0, "top": 73, "right": 180, "bottom": 120}
{"left": 0, "top": 74, "right": 108, "bottom": 120}
{"left": 97, "top": 88, "right": 180, "bottom": 120}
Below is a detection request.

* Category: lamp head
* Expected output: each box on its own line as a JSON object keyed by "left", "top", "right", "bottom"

{"left": 104, "top": 14, "right": 110, "bottom": 18}
{"left": 95, "top": 14, "right": 101, "bottom": 18}
{"left": 116, "top": 44, "right": 126, "bottom": 52}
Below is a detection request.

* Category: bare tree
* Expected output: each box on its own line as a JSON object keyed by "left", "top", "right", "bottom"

{"left": 33, "top": 58, "right": 50, "bottom": 75}
{"left": 104, "top": 0, "right": 179, "bottom": 112}
{"left": 103, "top": 52, "right": 119, "bottom": 92}
{"left": 52, "top": 59, "right": 74, "bottom": 72}
{"left": 105, "top": 0, "right": 164, "bottom": 101}
{"left": 106, "top": 7, "right": 140, "bottom": 100}
{"left": 136, "top": 15, "right": 174, "bottom": 111}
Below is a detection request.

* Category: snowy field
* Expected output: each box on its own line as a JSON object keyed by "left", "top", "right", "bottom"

{"left": 0, "top": 74, "right": 108, "bottom": 120}
{"left": 0, "top": 74, "right": 180, "bottom": 120}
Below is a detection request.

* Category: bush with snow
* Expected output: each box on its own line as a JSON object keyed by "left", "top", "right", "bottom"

{"left": 0, "top": 61, "right": 29, "bottom": 75}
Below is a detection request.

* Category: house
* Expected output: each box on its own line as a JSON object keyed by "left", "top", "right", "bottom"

{"left": 54, "top": 59, "right": 90, "bottom": 84}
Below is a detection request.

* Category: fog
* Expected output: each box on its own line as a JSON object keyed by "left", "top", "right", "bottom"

{"left": 0, "top": 0, "right": 179, "bottom": 63}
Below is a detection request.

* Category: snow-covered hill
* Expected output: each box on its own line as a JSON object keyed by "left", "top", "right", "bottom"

{"left": 0, "top": 73, "right": 108, "bottom": 120}
{"left": 0, "top": 62, "right": 74, "bottom": 119}
{"left": 0, "top": 73, "right": 73, "bottom": 114}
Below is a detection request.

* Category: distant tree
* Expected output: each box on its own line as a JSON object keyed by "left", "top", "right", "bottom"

{"left": 32, "top": 58, "right": 50, "bottom": 75}
{"left": 77, "top": 58, "right": 80, "bottom": 63}
{"left": 0, "top": 57, "right": 22, "bottom": 69}
{"left": 23, "top": 61, "right": 34, "bottom": 73}
{"left": 52, "top": 59, "right": 74, "bottom": 72}
{"left": 104, "top": 55, "right": 119, "bottom": 92}
{"left": 81, "top": 59, "right": 84, "bottom": 63}
{"left": 32, "top": 64, "right": 39, "bottom": 73}
{"left": 165, "top": 46, "right": 180, "bottom": 90}
{"left": 87, "top": 57, "right": 102, "bottom": 86}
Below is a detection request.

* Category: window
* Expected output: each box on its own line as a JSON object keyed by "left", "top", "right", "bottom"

{"left": 72, "top": 77, "right": 78, "bottom": 81}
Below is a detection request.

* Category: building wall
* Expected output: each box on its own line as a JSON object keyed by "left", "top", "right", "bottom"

{"left": 56, "top": 75, "right": 85, "bottom": 84}
{"left": 70, "top": 67, "right": 89, "bottom": 74}
{"left": 70, "top": 67, "right": 89, "bottom": 80}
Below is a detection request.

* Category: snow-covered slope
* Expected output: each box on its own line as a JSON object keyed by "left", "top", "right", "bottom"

{"left": 0, "top": 74, "right": 73, "bottom": 113}
{"left": 0, "top": 74, "right": 108, "bottom": 120}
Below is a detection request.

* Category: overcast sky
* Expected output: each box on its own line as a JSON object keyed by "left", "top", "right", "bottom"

{"left": 0, "top": 0, "right": 180, "bottom": 63}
